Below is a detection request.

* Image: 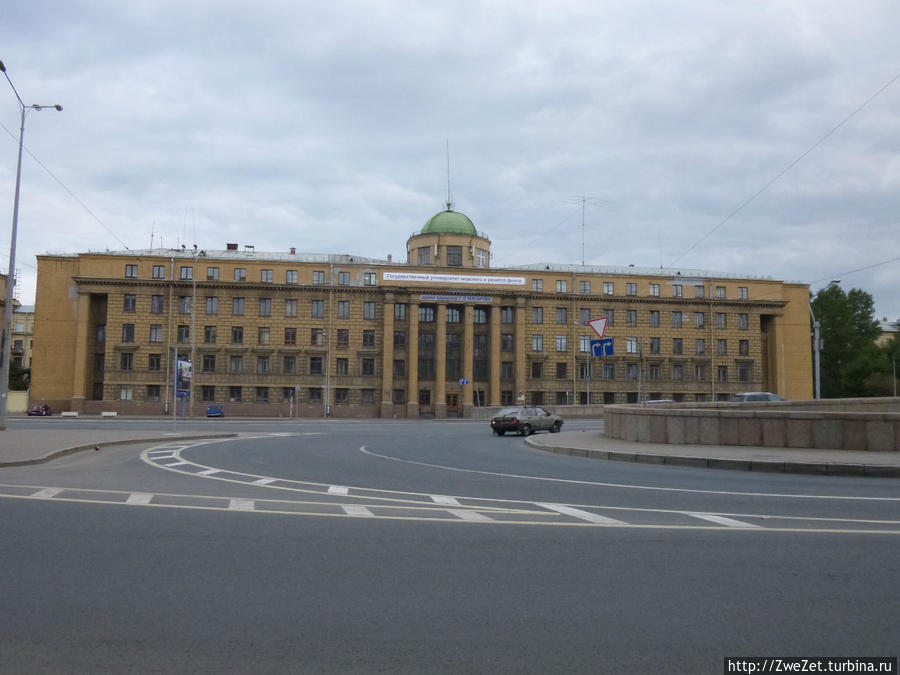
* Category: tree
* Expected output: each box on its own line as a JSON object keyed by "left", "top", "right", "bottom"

{"left": 810, "top": 285, "right": 881, "bottom": 398}
{"left": 8, "top": 360, "right": 30, "bottom": 391}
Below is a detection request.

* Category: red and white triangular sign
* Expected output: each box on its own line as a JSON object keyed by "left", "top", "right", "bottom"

{"left": 588, "top": 317, "right": 608, "bottom": 338}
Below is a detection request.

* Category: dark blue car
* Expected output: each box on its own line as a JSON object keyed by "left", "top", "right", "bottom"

{"left": 206, "top": 404, "right": 224, "bottom": 418}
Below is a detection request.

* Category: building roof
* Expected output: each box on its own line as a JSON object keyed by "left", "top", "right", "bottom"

{"left": 421, "top": 205, "right": 478, "bottom": 236}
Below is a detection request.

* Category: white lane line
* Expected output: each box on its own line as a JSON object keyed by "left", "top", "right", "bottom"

{"left": 252, "top": 478, "right": 277, "bottom": 486}
{"left": 229, "top": 499, "right": 255, "bottom": 511}
{"left": 197, "top": 469, "right": 221, "bottom": 476}
{"left": 342, "top": 505, "right": 374, "bottom": 517}
{"left": 126, "top": 493, "right": 154, "bottom": 505}
{"left": 431, "top": 495, "right": 462, "bottom": 506}
{"left": 448, "top": 509, "right": 494, "bottom": 522}
{"left": 165, "top": 461, "right": 188, "bottom": 467}
{"left": 687, "top": 513, "right": 762, "bottom": 529}
{"left": 147, "top": 453, "right": 176, "bottom": 459}
{"left": 537, "top": 503, "right": 627, "bottom": 525}
{"left": 328, "top": 486, "right": 350, "bottom": 495}
{"left": 30, "top": 488, "right": 63, "bottom": 499}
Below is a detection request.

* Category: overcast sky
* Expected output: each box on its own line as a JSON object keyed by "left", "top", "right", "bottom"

{"left": 1, "top": 1, "right": 899, "bottom": 321}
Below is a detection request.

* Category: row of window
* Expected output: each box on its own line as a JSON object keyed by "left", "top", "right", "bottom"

{"left": 127, "top": 295, "right": 381, "bottom": 320}
{"left": 124, "top": 264, "right": 377, "bottom": 286}
{"left": 531, "top": 307, "right": 751, "bottom": 329}
{"left": 115, "top": 352, "right": 379, "bottom": 377}
{"left": 118, "top": 384, "right": 378, "bottom": 404}
{"left": 529, "top": 279, "right": 750, "bottom": 299}
{"left": 528, "top": 360, "right": 753, "bottom": 383}
{"left": 529, "top": 334, "right": 752, "bottom": 356}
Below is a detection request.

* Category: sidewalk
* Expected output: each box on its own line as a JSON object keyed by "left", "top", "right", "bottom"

{"left": 526, "top": 430, "right": 900, "bottom": 477}
{"left": 0, "top": 429, "right": 237, "bottom": 467}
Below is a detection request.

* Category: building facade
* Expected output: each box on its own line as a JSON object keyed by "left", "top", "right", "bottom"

{"left": 31, "top": 207, "right": 813, "bottom": 416}
{"left": 12, "top": 305, "right": 34, "bottom": 370}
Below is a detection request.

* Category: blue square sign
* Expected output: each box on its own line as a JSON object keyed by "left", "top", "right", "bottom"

{"left": 590, "top": 338, "right": 614, "bottom": 357}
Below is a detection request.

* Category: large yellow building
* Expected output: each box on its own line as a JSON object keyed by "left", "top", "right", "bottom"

{"left": 31, "top": 206, "right": 813, "bottom": 416}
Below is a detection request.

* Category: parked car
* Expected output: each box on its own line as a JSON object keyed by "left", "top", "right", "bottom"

{"left": 206, "top": 404, "right": 225, "bottom": 418}
{"left": 490, "top": 406, "right": 563, "bottom": 436}
{"left": 27, "top": 404, "right": 53, "bottom": 416}
{"left": 731, "top": 392, "right": 785, "bottom": 402}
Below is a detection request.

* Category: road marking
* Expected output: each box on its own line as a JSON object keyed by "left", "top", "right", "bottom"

{"left": 253, "top": 478, "right": 277, "bottom": 486}
{"left": 125, "top": 493, "right": 154, "bottom": 505}
{"left": 147, "top": 453, "right": 176, "bottom": 459}
{"left": 538, "top": 503, "right": 627, "bottom": 525}
{"left": 165, "top": 461, "right": 188, "bottom": 467}
{"left": 31, "top": 488, "right": 63, "bottom": 498}
{"left": 342, "top": 505, "right": 374, "bottom": 517}
{"left": 229, "top": 499, "right": 255, "bottom": 511}
{"left": 431, "top": 495, "right": 461, "bottom": 506}
{"left": 687, "top": 513, "right": 762, "bottom": 529}
{"left": 328, "top": 486, "right": 349, "bottom": 495}
{"left": 448, "top": 509, "right": 494, "bottom": 522}
{"left": 197, "top": 469, "right": 221, "bottom": 476}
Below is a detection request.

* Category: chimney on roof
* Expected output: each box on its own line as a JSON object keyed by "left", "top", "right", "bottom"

{"left": 226, "top": 243, "right": 238, "bottom": 251}
{"left": 290, "top": 247, "right": 296, "bottom": 255}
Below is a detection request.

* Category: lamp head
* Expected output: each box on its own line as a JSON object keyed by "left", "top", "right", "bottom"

{"left": 0, "top": 61, "right": 6, "bottom": 73}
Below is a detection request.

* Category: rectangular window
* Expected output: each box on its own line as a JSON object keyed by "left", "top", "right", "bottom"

{"left": 603, "top": 363, "right": 615, "bottom": 380}
{"left": 650, "top": 337, "right": 660, "bottom": 354}
{"left": 649, "top": 310, "right": 660, "bottom": 327}
{"left": 151, "top": 295, "right": 165, "bottom": 314}
{"left": 286, "top": 270, "right": 298, "bottom": 284}
{"left": 694, "top": 284, "right": 705, "bottom": 298}
{"left": 125, "top": 264, "right": 138, "bottom": 278}
{"left": 716, "top": 286, "right": 726, "bottom": 298}
{"left": 152, "top": 265, "right": 165, "bottom": 279}
{"left": 672, "top": 284, "right": 682, "bottom": 297}
{"left": 338, "top": 271, "right": 350, "bottom": 285}
{"left": 531, "top": 361, "right": 543, "bottom": 379}
{"left": 579, "top": 281, "right": 591, "bottom": 294}
{"left": 284, "top": 327, "right": 297, "bottom": 345}
{"left": 203, "top": 354, "right": 216, "bottom": 373}
{"left": 531, "top": 335, "right": 543, "bottom": 351}
{"left": 122, "top": 324, "right": 135, "bottom": 342}
{"left": 418, "top": 247, "right": 431, "bottom": 265}
{"left": 672, "top": 363, "right": 684, "bottom": 381}
{"left": 260, "top": 269, "right": 273, "bottom": 283}
{"left": 148, "top": 354, "right": 161, "bottom": 371}
{"left": 229, "top": 386, "right": 242, "bottom": 402}
{"left": 555, "top": 335, "right": 567, "bottom": 352}
{"left": 149, "top": 324, "right": 163, "bottom": 343}
{"left": 311, "top": 300, "right": 324, "bottom": 318}
{"left": 649, "top": 363, "right": 661, "bottom": 381}
{"left": 258, "top": 327, "right": 270, "bottom": 345}
{"left": 673, "top": 338, "right": 683, "bottom": 355}
{"left": 309, "top": 357, "right": 323, "bottom": 375}
{"left": 556, "top": 362, "right": 567, "bottom": 379}
{"left": 603, "top": 282, "right": 614, "bottom": 295}
{"left": 626, "top": 364, "right": 638, "bottom": 381}
{"left": 234, "top": 268, "right": 246, "bottom": 282}
{"left": 626, "top": 310, "right": 637, "bottom": 326}
{"left": 180, "top": 266, "right": 193, "bottom": 280}
{"left": 363, "top": 330, "right": 375, "bottom": 348}
{"left": 501, "top": 334, "right": 513, "bottom": 352}
{"left": 361, "top": 388, "right": 376, "bottom": 404}
{"left": 501, "top": 361, "right": 514, "bottom": 379}
{"left": 364, "top": 302, "right": 376, "bottom": 320}
{"left": 694, "top": 312, "right": 705, "bottom": 329}
{"left": 335, "top": 388, "right": 349, "bottom": 404}
{"left": 695, "top": 339, "right": 705, "bottom": 355}
{"left": 649, "top": 283, "right": 660, "bottom": 296}
{"left": 532, "top": 279, "right": 543, "bottom": 292}
{"left": 672, "top": 311, "right": 683, "bottom": 328}
{"left": 739, "top": 287, "right": 748, "bottom": 299}
{"left": 717, "top": 339, "right": 728, "bottom": 356}
{"left": 626, "top": 337, "right": 638, "bottom": 354}
{"left": 177, "top": 325, "right": 190, "bottom": 343}
{"left": 312, "top": 271, "right": 325, "bottom": 285}
{"left": 556, "top": 307, "right": 567, "bottom": 324}
{"left": 338, "top": 301, "right": 350, "bottom": 319}
{"left": 394, "top": 303, "right": 407, "bottom": 321}
{"left": 257, "top": 356, "right": 270, "bottom": 374}
{"left": 310, "top": 328, "right": 323, "bottom": 346}
{"left": 256, "top": 387, "right": 269, "bottom": 402}
{"left": 283, "top": 356, "right": 296, "bottom": 374}
{"left": 579, "top": 308, "right": 591, "bottom": 324}
{"left": 120, "top": 352, "right": 133, "bottom": 371}
{"left": 232, "top": 298, "right": 245, "bottom": 316}
{"left": 500, "top": 307, "right": 513, "bottom": 323}
{"left": 202, "top": 386, "right": 216, "bottom": 402}
{"left": 717, "top": 366, "right": 728, "bottom": 382}
{"left": 336, "top": 358, "right": 348, "bottom": 375}
{"left": 695, "top": 364, "right": 706, "bottom": 381}
{"left": 123, "top": 294, "right": 136, "bottom": 313}
{"left": 473, "top": 308, "right": 488, "bottom": 324}
{"left": 364, "top": 272, "right": 376, "bottom": 286}
{"left": 418, "top": 306, "right": 435, "bottom": 322}
{"left": 603, "top": 309, "right": 614, "bottom": 326}
{"left": 337, "top": 329, "right": 349, "bottom": 348}
{"left": 362, "top": 358, "right": 375, "bottom": 376}
{"left": 393, "top": 359, "right": 406, "bottom": 377}
{"left": 207, "top": 267, "right": 219, "bottom": 281}
{"left": 738, "top": 313, "right": 749, "bottom": 330}
{"left": 444, "top": 307, "right": 460, "bottom": 324}
{"left": 179, "top": 296, "right": 191, "bottom": 314}
{"left": 119, "top": 385, "right": 134, "bottom": 400}
{"left": 579, "top": 335, "right": 591, "bottom": 352}
{"left": 231, "top": 326, "right": 243, "bottom": 344}
{"left": 285, "top": 299, "right": 297, "bottom": 317}
{"left": 393, "top": 331, "right": 406, "bottom": 348}
{"left": 259, "top": 298, "right": 271, "bottom": 317}
{"left": 532, "top": 307, "right": 543, "bottom": 324}
{"left": 739, "top": 365, "right": 751, "bottom": 383}
{"left": 739, "top": 339, "right": 750, "bottom": 356}
{"left": 447, "top": 246, "right": 462, "bottom": 266}
{"left": 626, "top": 282, "right": 637, "bottom": 296}
{"left": 206, "top": 297, "right": 218, "bottom": 315}
{"left": 309, "top": 388, "right": 323, "bottom": 403}
{"left": 556, "top": 280, "right": 567, "bottom": 293}
{"left": 716, "top": 312, "right": 727, "bottom": 329}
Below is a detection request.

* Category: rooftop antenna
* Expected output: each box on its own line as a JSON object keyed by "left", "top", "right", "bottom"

{"left": 567, "top": 196, "right": 610, "bottom": 265}
{"left": 446, "top": 139, "right": 452, "bottom": 211}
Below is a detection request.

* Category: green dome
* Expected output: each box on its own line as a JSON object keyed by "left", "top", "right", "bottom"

{"left": 422, "top": 205, "right": 477, "bottom": 235}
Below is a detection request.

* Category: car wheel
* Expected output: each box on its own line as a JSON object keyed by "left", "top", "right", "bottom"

{"left": 550, "top": 421, "right": 561, "bottom": 433}
{"left": 521, "top": 424, "right": 532, "bottom": 436}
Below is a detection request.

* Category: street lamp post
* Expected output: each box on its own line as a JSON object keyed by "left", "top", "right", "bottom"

{"left": 0, "top": 61, "right": 61, "bottom": 430}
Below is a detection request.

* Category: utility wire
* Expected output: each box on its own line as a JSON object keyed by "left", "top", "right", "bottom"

{"left": 670, "top": 69, "right": 900, "bottom": 266}
{"left": 0, "top": 120, "right": 130, "bottom": 250}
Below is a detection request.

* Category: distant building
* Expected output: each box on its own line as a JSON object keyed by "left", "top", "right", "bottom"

{"left": 11, "top": 305, "right": 34, "bottom": 370}
{"left": 31, "top": 206, "right": 813, "bottom": 416}
{"left": 877, "top": 318, "right": 899, "bottom": 347}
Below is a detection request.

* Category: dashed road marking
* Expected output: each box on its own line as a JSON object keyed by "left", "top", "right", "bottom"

{"left": 538, "top": 503, "right": 627, "bottom": 525}
{"left": 126, "top": 493, "right": 154, "bottom": 505}
{"left": 229, "top": 499, "right": 255, "bottom": 511}
{"left": 448, "top": 509, "right": 494, "bottom": 522}
{"left": 31, "top": 488, "right": 63, "bottom": 498}
{"left": 431, "top": 495, "right": 461, "bottom": 506}
{"left": 328, "top": 486, "right": 349, "bottom": 495}
{"left": 342, "top": 505, "right": 374, "bottom": 517}
{"left": 253, "top": 478, "right": 277, "bottom": 486}
{"left": 687, "top": 513, "right": 762, "bottom": 529}
{"left": 198, "top": 469, "right": 221, "bottom": 476}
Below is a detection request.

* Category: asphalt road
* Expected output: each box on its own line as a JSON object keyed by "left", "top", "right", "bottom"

{"left": 1, "top": 419, "right": 898, "bottom": 674}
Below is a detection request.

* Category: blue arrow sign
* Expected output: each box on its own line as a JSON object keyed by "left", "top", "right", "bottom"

{"left": 590, "top": 338, "right": 614, "bottom": 357}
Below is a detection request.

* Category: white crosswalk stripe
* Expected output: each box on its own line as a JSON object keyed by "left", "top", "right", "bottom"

{"left": 448, "top": 509, "right": 494, "bottom": 522}
{"left": 229, "top": 499, "right": 255, "bottom": 511}
{"left": 126, "top": 493, "right": 153, "bottom": 505}
{"left": 30, "top": 488, "right": 63, "bottom": 499}
{"left": 430, "top": 495, "right": 461, "bottom": 506}
{"left": 328, "top": 486, "right": 349, "bottom": 495}
{"left": 537, "top": 503, "right": 627, "bottom": 525}
{"left": 686, "top": 513, "right": 762, "bottom": 529}
{"left": 342, "top": 505, "right": 374, "bottom": 517}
